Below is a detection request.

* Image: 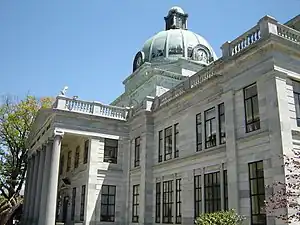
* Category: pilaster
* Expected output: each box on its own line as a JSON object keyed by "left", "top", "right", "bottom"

{"left": 139, "top": 114, "right": 154, "bottom": 225}
{"left": 263, "top": 73, "right": 294, "bottom": 225}
{"left": 224, "top": 90, "right": 239, "bottom": 212}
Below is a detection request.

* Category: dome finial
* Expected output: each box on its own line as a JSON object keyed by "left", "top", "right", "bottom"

{"left": 164, "top": 6, "right": 188, "bottom": 30}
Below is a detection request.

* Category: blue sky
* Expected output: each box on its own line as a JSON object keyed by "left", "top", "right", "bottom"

{"left": 0, "top": 0, "right": 299, "bottom": 104}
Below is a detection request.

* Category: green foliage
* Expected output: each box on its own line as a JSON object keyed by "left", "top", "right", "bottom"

{"left": 195, "top": 210, "right": 245, "bottom": 225}
{"left": 0, "top": 95, "right": 53, "bottom": 199}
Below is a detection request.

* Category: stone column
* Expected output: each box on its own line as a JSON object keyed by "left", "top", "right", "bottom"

{"left": 33, "top": 146, "right": 46, "bottom": 224}
{"left": 22, "top": 156, "right": 33, "bottom": 224}
{"left": 31, "top": 151, "right": 41, "bottom": 222}
{"left": 28, "top": 152, "right": 39, "bottom": 223}
{"left": 38, "top": 140, "right": 53, "bottom": 225}
{"left": 44, "top": 132, "right": 63, "bottom": 225}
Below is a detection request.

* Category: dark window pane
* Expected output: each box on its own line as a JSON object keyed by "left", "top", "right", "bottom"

{"left": 101, "top": 185, "right": 116, "bottom": 222}
{"left": 104, "top": 139, "right": 118, "bottom": 164}
{"left": 248, "top": 161, "right": 266, "bottom": 225}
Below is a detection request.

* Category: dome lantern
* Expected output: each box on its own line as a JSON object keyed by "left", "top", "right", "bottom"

{"left": 164, "top": 6, "right": 188, "bottom": 30}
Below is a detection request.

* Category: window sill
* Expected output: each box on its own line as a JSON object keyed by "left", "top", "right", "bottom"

{"left": 237, "top": 128, "right": 267, "bottom": 142}
{"left": 130, "top": 166, "right": 141, "bottom": 173}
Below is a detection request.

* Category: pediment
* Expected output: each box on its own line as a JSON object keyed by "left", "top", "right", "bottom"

{"left": 27, "top": 108, "right": 55, "bottom": 146}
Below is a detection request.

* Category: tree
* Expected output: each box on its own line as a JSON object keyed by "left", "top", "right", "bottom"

{"left": 0, "top": 95, "right": 53, "bottom": 224}
{"left": 195, "top": 210, "right": 245, "bottom": 225}
{"left": 265, "top": 150, "right": 300, "bottom": 223}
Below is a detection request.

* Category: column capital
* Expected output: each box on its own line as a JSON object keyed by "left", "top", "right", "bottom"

{"left": 54, "top": 129, "right": 64, "bottom": 138}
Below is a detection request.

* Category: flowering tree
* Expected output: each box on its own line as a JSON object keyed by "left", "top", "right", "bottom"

{"left": 0, "top": 95, "right": 53, "bottom": 224}
{"left": 265, "top": 150, "right": 300, "bottom": 223}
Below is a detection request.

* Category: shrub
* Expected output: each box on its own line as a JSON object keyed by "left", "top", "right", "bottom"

{"left": 195, "top": 209, "right": 245, "bottom": 225}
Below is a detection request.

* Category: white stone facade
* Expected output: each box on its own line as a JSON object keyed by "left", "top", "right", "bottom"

{"left": 22, "top": 8, "right": 300, "bottom": 225}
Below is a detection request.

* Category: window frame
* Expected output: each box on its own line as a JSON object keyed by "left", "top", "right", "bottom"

{"left": 100, "top": 185, "right": 116, "bottom": 222}
{"left": 155, "top": 182, "right": 161, "bottom": 223}
{"left": 162, "top": 180, "right": 173, "bottom": 224}
{"left": 59, "top": 155, "right": 64, "bottom": 175}
{"left": 74, "top": 146, "right": 80, "bottom": 169}
{"left": 80, "top": 185, "right": 86, "bottom": 221}
{"left": 134, "top": 137, "right": 140, "bottom": 167}
{"left": 196, "top": 113, "right": 202, "bottom": 152}
{"left": 83, "top": 140, "right": 89, "bottom": 164}
{"left": 175, "top": 179, "right": 181, "bottom": 224}
{"left": 293, "top": 81, "right": 300, "bottom": 126}
{"left": 204, "top": 172, "right": 221, "bottom": 213}
{"left": 194, "top": 175, "right": 202, "bottom": 219}
{"left": 218, "top": 103, "right": 226, "bottom": 144}
{"left": 104, "top": 138, "right": 118, "bottom": 164}
{"left": 243, "top": 83, "right": 260, "bottom": 133}
{"left": 224, "top": 170, "right": 228, "bottom": 211}
{"left": 174, "top": 124, "right": 179, "bottom": 158}
{"left": 248, "top": 161, "right": 266, "bottom": 225}
{"left": 204, "top": 107, "right": 217, "bottom": 149}
{"left": 158, "top": 130, "right": 163, "bottom": 162}
{"left": 164, "top": 126, "right": 173, "bottom": 161}
{"left": 132, "top": 184, "right": 140, "bottom": 223}
{"left": 71, "top": 187, "right": 76, "bottom": 221}
{"left": 67, "top": 151, "right": 72, "bottom": 172}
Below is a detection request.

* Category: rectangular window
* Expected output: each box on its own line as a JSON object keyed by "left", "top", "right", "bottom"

{"left": 80, "top": 185, "right": 86, "bottom": 221}
{"left": 163, "top": 180, "right": 173, "bottom": 223}
{"left": 244, "top": 83, "right": 260, "bottom": 133}
{"left": 83, "top": 140, "right": 89, "bottom": 164}
{"left": 59, "top": 155, "right": 64, "bottom": 175}
{"left": 132, "top": 185, "right": 140, "bottom": 223}
{"left": 71, "top": 187, "right": 76, "bottom": 221}
{"left": 218, "top": 103, "right": 226, "bottom": 144}
{"left": 101, "top": 185, "right": 116, "bottom": 222}
{"left": 175, "top": 179, "right": 181, "bottom": 224}
{"left": 74, "top": 146, "right": 80, "bottom": 169}
{"left": 134, "top": 137, "right": 140, "bottom": 167}
{"left": 205, "top": 108, "right": 217, "bottom": 149}
{"left": 293, "top": 80, "right": 300, "bottom": 126}
{"left": 224, "top": 170, "right": 228, "bottom": 211}
{"left": 67, "top": 151, "right": 72, "bottom": 172}
{"left": 155, "top": 182, "right": 161, "bottom": 223}
{"left": 164, "top": 126, "right": 173, "bottom": 161}
{"left": 174, "top": 124, "right": 179, "bottom": 158}
{"left": 104, "top": 138, "right": 118, "bottom": 164}
{"left": 204, "top": 172, "right": 221, "bottom": 213}
{"left": 248, "top": 161, "right": 266, "bottom": 225}
{"left": 196, "top": 113, "right": 202, "bottom": 152}
{"left": 194, "top": 175, "right": 202, "bottom": 218}
{"left": 158, "top": 130, "right": 163, "bottom": 162}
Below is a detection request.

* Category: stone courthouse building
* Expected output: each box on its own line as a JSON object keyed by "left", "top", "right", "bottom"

{"left": 22, "top": 6, "right": 300, "bottom": 225}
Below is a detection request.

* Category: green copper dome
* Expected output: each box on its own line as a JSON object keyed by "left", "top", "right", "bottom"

{"left": 132, "top": 6, "right": 217, "bottom": 72}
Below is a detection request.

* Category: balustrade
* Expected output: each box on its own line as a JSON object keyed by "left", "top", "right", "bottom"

{"left": 54, "top": 97, "right": 127, "bottom": 120}
{"left": 277, "top": 24, "right": 300, "bottom": 43}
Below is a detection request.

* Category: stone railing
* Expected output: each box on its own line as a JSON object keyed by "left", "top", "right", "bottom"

{"left": 222, "top": 15, "right": 300, "bottom": 58}
{"left": 54, "top": 96, "right": 128, "bottom": 120}
{"left": 153, "top": 63, "right": 221, "bottom": 109}
{"left": 277, "top": 23, "right": 300, "bottom": 44}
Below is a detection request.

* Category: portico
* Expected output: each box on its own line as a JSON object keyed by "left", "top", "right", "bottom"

{"left": 23, "top": 130, "right": 63, "bottom": 225}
